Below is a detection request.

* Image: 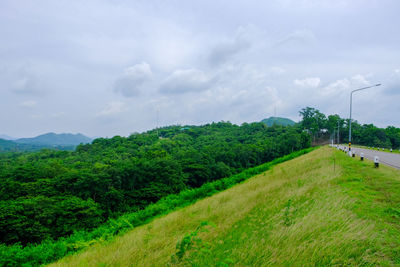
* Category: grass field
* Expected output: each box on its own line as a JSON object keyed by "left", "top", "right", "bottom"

{"left": 50, "top": 146, "right": 400, "bottom": 266}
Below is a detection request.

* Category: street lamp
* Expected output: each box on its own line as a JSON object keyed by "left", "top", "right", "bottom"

{"left": 348, "top": 83, "right": 381, "bottom": 152}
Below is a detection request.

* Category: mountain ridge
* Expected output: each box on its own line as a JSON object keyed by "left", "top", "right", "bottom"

{"left": 15, "top": 132, "right": 92, "bottom": 146}
{"left": 261, "top": 116, "right": 296, "bottom": 126}
{"left": 0, "top": 133, "right": 92, "bottom": 152}
{"left": 0, "top": 134, "right": 15, "bottom": 140}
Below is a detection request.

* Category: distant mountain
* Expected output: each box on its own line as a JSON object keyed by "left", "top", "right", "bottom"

{"left": 0, "top": 134, "right": 15, "bottom": 140}
{"left": 0, "top": 138, "right": 73, "bottom": 152}
{"left": 0, "top": 133, "right": 92, "bottom": 152}
{"left": 261, "top": 117, "right": 296, "bottom": 127}
{"left": 0, "top": 139, "right": 17, "bottom": 151}
{"left": 15, "top": 133, "right": 92, "bottom": 146}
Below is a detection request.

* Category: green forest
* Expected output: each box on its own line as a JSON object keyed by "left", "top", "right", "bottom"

{"left": 0, "top": 122, "right": 310, "bottom": 247}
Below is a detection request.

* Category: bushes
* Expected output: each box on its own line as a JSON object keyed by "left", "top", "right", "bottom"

{"left": 0, "top": 147, "right": 315, "bottom": 267}
{"left": 0, "top": 196, "right": 102, "bottom": 245}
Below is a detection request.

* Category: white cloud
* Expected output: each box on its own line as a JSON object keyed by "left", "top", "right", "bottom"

{"left": 113, "top": 62, "right": 152, "bottom": 97}
{"left": 124, "top": 63, "right": 152, "bottom": 78}
{"left": 208, "top": 26, "right": 254, "bottom": 65}
{"left": 294, "top": 77, "right": 321, "bottom": 88}
{"left": 147, "top": 63, "right": 283, "bottom": 126}
{"left": 277, "top": 29, "right": 316, "bottom": 46}
{"left": 7, "top": 65, "right": 47, "bottom": 96}
{"left": 11, "top": 74, "right": 43, "bottom": 95}
{"left": 320, "top": 78, "right": 350, "bottom": 96}
{"left": 351, "top": 74, "right": 370, "bottom": 86}
{"left": 97, "top": 102, "right": 127, "bottom": 117}
{"left": 319, "top": 74, "right": 370, "bottom": 97}
{"left": 159, "top": 69, "right": 212, "bottom": 94}
{"left": 189, "top": 64, "right": 281, "bottom": 123}
{"left": 19, "top": 100, "right": 37, "bottom": 108}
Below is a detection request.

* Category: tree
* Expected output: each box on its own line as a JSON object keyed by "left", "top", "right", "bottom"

{"left": 299, "top": 107, "right": 327, "bottom": 139}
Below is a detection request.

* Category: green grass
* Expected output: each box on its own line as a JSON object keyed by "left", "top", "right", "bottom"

{"left": 49, "top": 146, "right": 400, "bottom": 266}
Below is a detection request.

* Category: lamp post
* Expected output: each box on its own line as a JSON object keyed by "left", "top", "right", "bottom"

{"left": 348, "top": 83, "right": 381, "bottom": 152}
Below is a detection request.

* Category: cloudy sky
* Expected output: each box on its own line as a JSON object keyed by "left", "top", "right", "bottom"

{"left": 1, "top": 0, "right": 399, "bottom": 138}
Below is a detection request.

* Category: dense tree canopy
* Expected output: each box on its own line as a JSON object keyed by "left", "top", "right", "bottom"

{"left": 299, "top": 106, "right": 400, "bottom": 148}
{"left": 0, "top": 121, "right": 310, "bottom": 246}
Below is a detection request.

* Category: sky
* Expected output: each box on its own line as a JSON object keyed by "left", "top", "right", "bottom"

{"left": 1, "top": 0, "right": 399, "bottom": 138}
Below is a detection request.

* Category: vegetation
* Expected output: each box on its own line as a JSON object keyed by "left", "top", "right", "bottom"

{"left": 0, "top": 148, "right": 314, "bottom": 266}
{"left": 14, "top": 133, "right": 92, "bottom": 146}
{"left": 261, "top": 116, "right": 296, "bottom": 127}
{"left": 299, "top": 106, "right": 400, "bottom": 148}
{"left": 1, "top": 106, "right": 397, "bottom": 266}
{"left": 0, "top": 138, "right": 75, "bottom": 152}
{"left": 0, "top": 121, "right": 311, "bottom": 265}
{"left": 50, "top": 146, "right": 400, "bottom": 266}
{"left": 0, "top": 133, "right": 92, "bottom": 152}
{"left": 0, "top": 122, "right": 310, "bottom": 247}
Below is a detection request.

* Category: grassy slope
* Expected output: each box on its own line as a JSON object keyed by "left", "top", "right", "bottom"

{"left": 51, "top": 146, "right": 400, "bottom": 266}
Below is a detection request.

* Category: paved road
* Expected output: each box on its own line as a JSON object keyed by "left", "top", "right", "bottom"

{"left": 335, "top": 145, "right": 400, "bottom": 170}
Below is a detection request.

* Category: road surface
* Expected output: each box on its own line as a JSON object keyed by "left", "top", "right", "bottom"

{"left": 335, "top": 145, "right": 400, "bottom": 170}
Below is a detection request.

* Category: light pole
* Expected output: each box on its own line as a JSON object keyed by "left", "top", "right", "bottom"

{"left": 348, "top": 83, "right": 381, "bottom": 152}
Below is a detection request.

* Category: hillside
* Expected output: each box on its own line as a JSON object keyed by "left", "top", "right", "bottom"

{"left": 0, "top": 123, "right": 310, "bottom": 250}
{"left": 51, "top": 146, "right": 400, "bottom": 266}
{"left": 0, "top": 133, "right": 92, "bottom": 152}
{"left": 15, "top": 132, "right": 92, "bottom": 146}
{"left": 0, "top": 138, "right": 67, "bottom": 152}
{"left": 0, "top": 139, "right": 18, "bottom": 151}
{"left": 0, "top": 134, "right": 14, "bottom": 140}
{"left": 261, "top": 116, "right": 296, "bottom": 126}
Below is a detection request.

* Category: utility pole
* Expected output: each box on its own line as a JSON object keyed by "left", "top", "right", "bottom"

{"left": 337, "top": 120, "right": 340, "bottom": 144}
{"left": 348, "top": 84, "right": 381, "bottom": 152}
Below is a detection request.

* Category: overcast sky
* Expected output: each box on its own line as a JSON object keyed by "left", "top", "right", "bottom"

{"left": 1, "top": 0, "right": 399, "bottom": 138}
